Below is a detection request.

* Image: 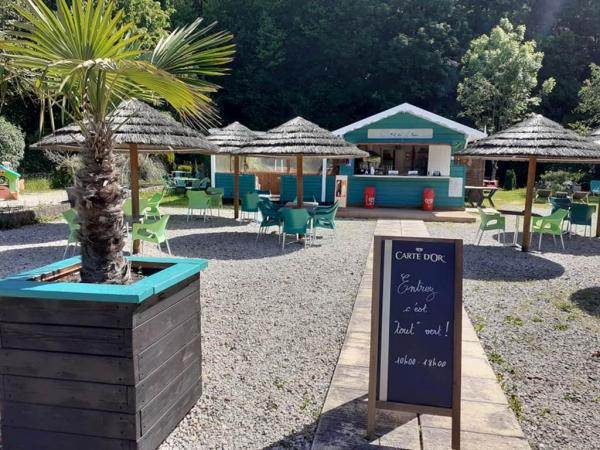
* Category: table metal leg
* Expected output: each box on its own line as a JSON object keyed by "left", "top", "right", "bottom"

{"left": 514, "top": 215, "right": 520, "bottom": 246}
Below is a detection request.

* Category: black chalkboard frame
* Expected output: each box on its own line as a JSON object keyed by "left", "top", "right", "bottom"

{"left": 367, "top": 235, "right": 463, "bottom": 449}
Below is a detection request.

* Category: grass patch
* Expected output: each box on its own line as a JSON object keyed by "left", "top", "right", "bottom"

{"left": 505, "top": 315, "right": 524, "bottom": 326}
{"left": 555, "top": 301, "right": 575, "bottom": 313}
{"left": 555, "top": 323, "right": 570, "bottom": 331}
{"left": 23, "top": 176, "right": 55, "bottom": 193}
{"left": 531, "top": 315, "right": 543, "bottom": 323}
{"left": 538, "top": 408, "right": 551, "bottom": 417}
{"left": 508, "top": 393, "right": 523, "bottom": 418}
{"left": 489, "top": 352, "right": 504, "bottom": 365}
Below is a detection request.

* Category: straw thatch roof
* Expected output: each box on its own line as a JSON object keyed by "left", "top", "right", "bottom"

{"left": 32, "top": 99, "right": 219, "bottom": 154}
{"left": 591, "top": 128, "right": 600, "bottom": 140}
{"left": 234, "top": 117, "right": 369, "bottom": 159}
{"left": 458, "top": 114, "right": 600, "bottom": 162}
{"left": 206, "top": 121, "right": 260, "bottom": 153}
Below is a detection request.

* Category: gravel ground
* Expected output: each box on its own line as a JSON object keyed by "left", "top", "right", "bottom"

{"left": 428, "top": 219, "right": 600, "bottom": 450}
{"left": 0, "top": 208, "right": 375, "bottom": 449}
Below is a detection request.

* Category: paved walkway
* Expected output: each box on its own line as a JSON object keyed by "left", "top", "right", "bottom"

{"left": 312, "top": 220, "right": 529, "bottom": 450}
{"left": 337, "top": 208, "right": 475, "bottom": 223}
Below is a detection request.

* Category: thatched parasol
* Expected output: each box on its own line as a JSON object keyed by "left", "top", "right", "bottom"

{"left": 458, "top": 114, "right": 600, "bottom": 250}
{"left": 591, "top": 128, "right": 600, "bottom": 143}
{"left": 207, "top": 122, "right": 260, "bottom": 218}
{"left": 33, "top": 99, "right": 219, "bottom": 253}
{"left": 235, "top": 117, "right": 368, "bottom": 207}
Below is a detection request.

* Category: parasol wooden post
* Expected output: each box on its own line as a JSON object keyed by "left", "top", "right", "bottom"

{"left": 596, "top": 203, "right": 600, "bottom": 238}
{"left": 130, "top": 144, "right": 141, "bottom": 254}
{"left": 521, "top": 156, "right": 537, "bottom": 252}
{"left": 297, "top": 155, "right": 304, "bottom": 208}
{"left": 233, "top": 156, "right": 240, "bottom": 219}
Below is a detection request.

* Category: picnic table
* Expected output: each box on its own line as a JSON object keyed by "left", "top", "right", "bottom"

{"left": 497, "top": 208, "right": 543, "bottom": 246}
{"left": 465, "top": 185, "right": 499, "bottom": 207}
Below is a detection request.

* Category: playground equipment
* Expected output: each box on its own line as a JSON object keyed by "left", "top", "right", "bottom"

{"left": 0, "top": 164, "right": 22, "bottom": 200}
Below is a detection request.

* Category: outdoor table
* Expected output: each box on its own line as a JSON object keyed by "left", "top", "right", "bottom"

{"left": 465, "top": 186, "right": 499, "bottom": 207}
{"left": 498, "top": 208, "right": 543, "bottom": 246}
{"left": 285, "top": 201, "right": 319, "bottom": 213}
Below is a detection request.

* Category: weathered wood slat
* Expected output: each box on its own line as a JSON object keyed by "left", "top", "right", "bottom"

{"left": 0, "top": 298, "right": 134, "bottom": 328}
{"left": 135, "top": 335, "right": 201, "bottom": 409}
{"left": 3, "top": 401, "right": 136, "bottom": 439}
{"left": 137, "top": 315, "right": 200, "bottom": 380}
{"left": 132, "top": 277, "right": 199, "bottom": 328}
{"left": 137, "top": 381, "right": 202, "bottom": 450}
{"left": 1, "top": 323, "right": 131, "bottom": 356}
{"left": 3, "top": 375, "right": 132, "bottom": 412}
{"left": 139, "top": 359, "right": 201, "bottom": 435}
{"left": 1, "top": 426, "right": 134, "bottom": 450}
{"left": 0, "top": 349, "right": 134, "bottom": 384}
{"left": 133, "top": 290, "right": 199, "bottom": 353}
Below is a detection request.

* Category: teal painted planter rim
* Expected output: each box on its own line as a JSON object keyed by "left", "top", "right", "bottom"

{"left": 0, "top": 256, "right": 208, "bottom": 304}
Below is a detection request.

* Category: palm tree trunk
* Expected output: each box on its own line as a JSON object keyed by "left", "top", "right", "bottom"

{"left": 74, "top": 121, "right": 128, "bottom": 284}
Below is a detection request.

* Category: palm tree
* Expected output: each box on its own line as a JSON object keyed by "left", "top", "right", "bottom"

{"left": 0, "top": 0, "right": 234, "bottom": 283}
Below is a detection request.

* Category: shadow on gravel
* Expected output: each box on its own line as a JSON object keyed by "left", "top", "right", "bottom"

{"left": 168, "top": 231, "right": 304, "bottom": 260}
{"left": 0, "top": 244, "right": 67, "bottom": 278}
{"left": 463, "top": 244, "right": 564, "bottom": 281}
{"left": 0, "top": 223, "right": 67, "bottom": 245}
{"left": 264, "top": 394, "right": 412, "bottom": 449}
{"left": 493, "top": 232, "right": 600, "bottom": 256}
{"left": 570, "top": 288, "right": 600, "bottom": 317}
{"left": 165, "top": 214, "right": 247, "bottom": 230}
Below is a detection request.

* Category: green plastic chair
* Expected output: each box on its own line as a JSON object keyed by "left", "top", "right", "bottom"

{"left": 62, "top": 208, "right": 80, "bottom": 258}
{"left": 257, "top": 199, "right": 282, "bottom": 241}
{"left": 311, "top": 202, "right": 339, "bottom": 240}
{"left": 280, "top": 207, "right": 312, "bottom": 250}
{"left": 475, "top": 208, "right": 506, "bottom": 245}
{"left": 187, "top": 190, "right": 211, "bottom": 222}
{"left": 132, "top": 215, "right": 171, "bottom": 255}
{"left": 191, "top": 177, "right": 211, "bottom": 191}
{"left": 532, "top": 209, "right": 568, "bottom": 250}
{"left": 123, "top": 198, "right": 150, "bottom": 235}
{"left": 568, "top": 203, "right": 595, "bottom": 238}
{"left": 241, "top": 191, "right": 260, "bottom": 220}
{"left": 206, "top": 187, "right": 224, "bottom": 216}
{"left": 146, "top": 191, "right": 164, "bottom": 219}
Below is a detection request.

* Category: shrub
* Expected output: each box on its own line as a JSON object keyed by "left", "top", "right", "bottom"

{"left": 504, "top": 169, "right": 517, "bottom": 190}
{"left": 539, "top": 170, "right": 584, "bottom": 192}
{"left": 0, "top": 116, "right": 26, "bottom": 168}
{"left": 176, "top": 164, "right": 193, "bottom": 173}
{"left": 50, "top": 154, "right": 83, "bottom": 188}
{"left": 119, "top": 155, "right": 167, "bottom": 186}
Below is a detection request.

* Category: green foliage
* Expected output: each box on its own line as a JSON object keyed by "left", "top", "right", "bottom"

{"left": 116, "top": 0, "right": 174, "bottom": 49}
{"left": 119, "top": 156, "right": 167, "bottom": 186}
{"left": 458, "top": 18, "right": 554, "bottom": 132}
{"left": 576, "top": 63, "right": 600, "bottom": 130}
{"left": 0, "top": 115, "right": 25, "bottom": 168}
{"left": 503, "top": 169, "right": 516, "bottom": 190}
{"left": 176, "top": 164, "right": 193, "bottom": 173}
{"left": 539, "top": 170, "right": 584, "bottom": 192}
{"left": 23, "top": 175, "right": 52, "bottom": 192}
{"left": 50, "top": 154, "right": 82, "bottom": 188}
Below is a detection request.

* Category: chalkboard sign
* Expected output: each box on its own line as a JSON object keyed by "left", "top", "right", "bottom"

{"left": 368, "top": 235, "right": 463, "bottom": 449}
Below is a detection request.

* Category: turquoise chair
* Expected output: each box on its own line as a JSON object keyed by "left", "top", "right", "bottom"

{"left": 206, "top": 187, "right": 224, "bottom": 216}
{"left": 257, "top": 199, "right": 281, "bottom": 241}
{"left": 187, "top": 190, "right": 211, "bottom": 222}
{"left": 311, "top": 202, "right": 339, "bottom": 240}
{"left": 132, "top": 215, "right": 171, "bottom": 255}
{"left": 549, "top": 196, "right": 571, "bottom": 214}
{"left": 591, "top": 180, "right": 600, "bottom": 196}
{"left": 146, "top": 191, "right": 164, "bottom": 219}
{"left": 241, "top": 191, "right": 260, "bottom": 220}
{"left": 532, "top": 209, "right": 569, "bottom": 250}
{"left": 475, "top": 208, "right": 506, "bottom": 245}
{"left": 191, "top": 177, "right": 210, "bottom": 191}
{"left": 280, "top": 207, "right": 312, "bottom": 250}
{"left": 568, "top": 203, "right": 594, "bottom": 238}
{"left": 62, "top": 208, "right": 80, "bottom": 258}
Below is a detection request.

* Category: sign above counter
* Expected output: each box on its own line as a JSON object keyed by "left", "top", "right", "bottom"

{"left": 367, "top": 128, "right": 434, "bottom": 139}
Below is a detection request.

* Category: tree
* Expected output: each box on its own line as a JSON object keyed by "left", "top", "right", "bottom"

{"left": 457, "top": 18, "right": 554, "bottom": 133}
{"left": 0, "top": 116, "right": 25, "bottom": 168}
{"left": 575, "top": 63, "right": 600, "bottom": 130}
{"left": 115, "top": 0, "right": 174, "bottom": 49}
{"left": 1, "top": 0, "right": 234, "bottom": 283}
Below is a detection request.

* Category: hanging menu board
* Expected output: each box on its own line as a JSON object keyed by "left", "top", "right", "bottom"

{"left": 368, "top": 236, "right": 463, "bottom": 449}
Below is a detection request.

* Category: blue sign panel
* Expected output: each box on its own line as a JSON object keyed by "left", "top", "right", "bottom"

{"left": 376, "top": 239, "right": 458, "bottom": 408}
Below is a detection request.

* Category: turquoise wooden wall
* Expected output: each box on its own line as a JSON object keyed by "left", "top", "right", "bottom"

{"left": 346, "top": 163, "right": 465, "bottom": 209}
{"left": 341, "top": 112, "right": 467, "bottom": 149}
{"left": 280, "top": 175, "right": 336, "bottom": 203}
{"left": 214, "top": 173, "right": 257, "bottom": 199}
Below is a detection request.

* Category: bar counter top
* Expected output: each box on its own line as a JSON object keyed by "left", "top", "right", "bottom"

{"left": 352, "top": 174, "right": 451, "bottom": 180}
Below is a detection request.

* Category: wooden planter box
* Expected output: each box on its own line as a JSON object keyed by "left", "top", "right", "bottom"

{"left": 0, "top": 256, "right": 208, "bottom": 450}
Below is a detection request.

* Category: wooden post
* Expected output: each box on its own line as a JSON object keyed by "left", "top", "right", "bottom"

{"left": 130, "top": 144, "right": 141, "bottom": 254}
{"left": 233, "top": 156, "right": 240, "bottom": 219}
{"left": 596, "top": 203, "right": 600, "bottom": 238}
{"left": 297, "top": 155, "right": 304, "bottom": 208}
{"left": 521, "top": 156, "right": 537, "bottom": 252}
